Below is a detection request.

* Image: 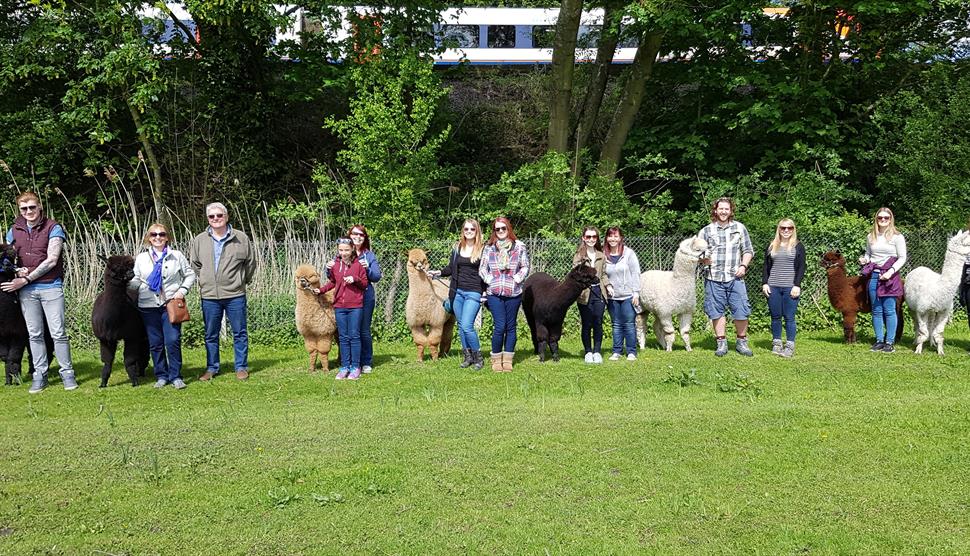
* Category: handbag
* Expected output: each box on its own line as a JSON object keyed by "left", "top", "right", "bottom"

{"left": 442, "top": 298, "right": 453, "bottom": 314}
{"left": 166, "top": 297, "right": 190, "bottom": 324}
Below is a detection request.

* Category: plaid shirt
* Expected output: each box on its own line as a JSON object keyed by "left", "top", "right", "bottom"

{"left": 700, "top": 220, "right": 754, "bottom": 282}
{"left": 479, "top": 240, "right": 530, "bottom": 297}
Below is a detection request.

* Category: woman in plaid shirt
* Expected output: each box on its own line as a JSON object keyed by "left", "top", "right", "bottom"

{"left": 479, "top": 217, "right": 530, "bottom": 372}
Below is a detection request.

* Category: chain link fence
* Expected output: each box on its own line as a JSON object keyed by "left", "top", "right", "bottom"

{"left": 60, "top": 230, "right": 961, "bottom": 348}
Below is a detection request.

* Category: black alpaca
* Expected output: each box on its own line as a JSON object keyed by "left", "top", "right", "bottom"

{"left": 91, "top": 255, "right": 149, "bottom": 387}
{"left": 523, "top": 264, "right": 599, "bottom": 362}
{"left": 0, "top": 244, "right": 29, "bottom": 384}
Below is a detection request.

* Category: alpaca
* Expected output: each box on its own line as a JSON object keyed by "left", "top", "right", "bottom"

{"left": 405, "top": 248, "right": 455, "bottom": 362}
{"left": 522, "top": 264, "right": 599, "bottom": 362}
{"left": 294, "top": 264, "right": 337, "bottom": 373}
{"left": 92, "top": 255, "right": 149, "bottom": 387}
{"left": 904, "top": 230, "right": 970, "bottom": 354}
{"left": 0, "top": 244, "right": 29, "bottom": 385}
{"left": 821, "top": 251, "right": 904, "bottom": 344}
{"left": 635, "top": 235, "right": 708, "bottom": 351}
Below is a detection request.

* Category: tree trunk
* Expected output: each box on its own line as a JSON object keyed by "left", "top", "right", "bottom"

{"left": 126, "top": 98, "right": 170, "bottom": 229}
{"left": 547, "top": 0, "right": 585, "bottom": 153}
{"left": 572, "top": 2, "right": 620, "bottom": 175}
{"left": 597, "top": 32, "right": 664, "bottom": 178}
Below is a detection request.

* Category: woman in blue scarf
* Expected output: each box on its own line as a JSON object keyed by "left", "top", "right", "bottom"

{"left": 131, "top": 223, "right": 196, "bottom": 389}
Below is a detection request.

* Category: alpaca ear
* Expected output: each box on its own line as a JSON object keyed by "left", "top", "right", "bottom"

{"left": 834, "top": 250, "right": 841, "bottom": 257}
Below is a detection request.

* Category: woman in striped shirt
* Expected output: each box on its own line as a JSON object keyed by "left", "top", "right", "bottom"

{"left": 761, "top": 219, "right": 805, "bottom": 358}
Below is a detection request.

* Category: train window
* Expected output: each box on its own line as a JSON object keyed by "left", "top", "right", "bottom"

{"left": 617, "top": 25, "right": 639, "bottom": 48}
{"left": 441, "top": 25, "right": 480, "bottom": 48}
{"left": 531, "top": 25, "right": 555, "bottom": 49}
{"left": 487, "top": 25, "right": 516, "bottom": 48}
{"left": 577, "top": 26, "right": 599, "bottom": 49}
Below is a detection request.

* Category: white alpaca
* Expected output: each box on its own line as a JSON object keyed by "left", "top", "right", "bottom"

{"left": 636, "top": 235, "right": 708, "bottom": 351}
{"left": 904, "top": 230, "right": 970, "bottom": 355}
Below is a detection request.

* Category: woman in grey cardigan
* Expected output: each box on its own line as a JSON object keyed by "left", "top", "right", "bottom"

{"left": 130, "top": 223, "right": 196, "bottom": 389}
{"left": 604, "top": 227, "right": 641, "bottom": 361}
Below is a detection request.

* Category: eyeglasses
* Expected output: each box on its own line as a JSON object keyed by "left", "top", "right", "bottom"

{"left": 149, "top": 232, "right": 167, "bottom": 238}
{"left": 207, "top": 213, "right": 225, "bottom": 220}
{"left": 463, "top": 227, "right": 476, "bottom": 232}
{"left": 779, "top": 226, "right": 794, "bottom": 231}
{"left": 494, "top": 226, "right": 507, "bottom": 232}
{"left": 19, "top": 205, "right": 38, "bottom": 213}
{"left": 584, "top": 235, "right": 598, "bottom": 239}
{"left": 876, "top": 215, "right": 891, "bottom": 221}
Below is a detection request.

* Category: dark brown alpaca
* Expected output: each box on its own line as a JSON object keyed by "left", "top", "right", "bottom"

{"left": 91, "top": 255, "right": 149, "bottom": 387}
{"left": 821, "top": 250, "right": 904, "bottom": 344}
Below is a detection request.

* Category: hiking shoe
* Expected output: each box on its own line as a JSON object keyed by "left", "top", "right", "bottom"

{"left": 347, "top": 368, "right": 361, "bottom": 380}
{"left": 362, "top": 365, "right": 373, "bottom": 374}
{"left": 335, "top": 368, "right": 349, "bottom": 380}
{"left": 235, "top": 369, "right": 249, "bottom": 380}
{"left": 592, "top": 353, "right": 603, "bottom": 364}
{"left": 609, "top": 353, "right": 622, "bottom": 361}
{"left": 626, "top": 353, "right": 637, "bottom": 361}
{"left": 771, "top": 339, "right": 783, "bottom": 355}
{"left": 584, "top": 352, "right": 594, "bottom": 364}
{"left": 780, "top": 341, "right": 795, "bottom": 358}
{"left": 153, "top": 379, "right": 167, "bottom": 389}
{"left": 715, "top": 338, "right": 729, "bottom": 357}
{"left": 870, "top": 342, "right": 885, "bottom": 352}
{"left": 199, "top": 371, "right": 216, "bottom": 381}
{"left": 61, "top": 372, "right": 79, "bottom": 391}
{"left": 29, "top": 373, "right": 47, "bottom": 394}
{"left": 882, "top": 343, "right": 895, "bottom": 353}
{"left": 172, "top": 378, "right": 187, "bottom": 390}
{"left": 735, "top": 338, "right": 754, "bottom": 357}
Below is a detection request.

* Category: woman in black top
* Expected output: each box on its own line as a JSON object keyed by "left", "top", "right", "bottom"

{"left": 430, "top": 219, "right": 487, "bottom": 369}
{"left": 761, "top": 218, "right": 806, "bottom": 358}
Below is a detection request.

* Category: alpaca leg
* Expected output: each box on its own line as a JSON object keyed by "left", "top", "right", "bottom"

{"left": 843, "top": 312, "right": 857, "bottom": 344}
{"left": 304, "top": 338, "right": 317, "bottom": 373}
{"left": 659, "top": 315, "right": 676, "bottom": 353}
{"left": 548, "top": 323, "right": 564, "bottom": 362}
{"left": 99, "top": 339, "right": 118, "bottom": 388}
{"left": 427, "top": 328, "right": 443, "bottom": 361}
{"left": 411, "top": 325, "right": 429, "bottom": 362}
{"left": 635, "top": 313, "right": 646, "bottom": 350}
{"left": 319, "top": 337, "right": 332, "bottom": 372}
{"left": 913, "top": 313, "right": 928, "bottom": 354}
{"left": 680, "top": 312, "right": 694, "bottom": 352}
{"left": 440, "top": 318, "right": 455, "bottom": 357}
{"left": 550, "top": 339, "right": 560, "bottom": 362}
{"left": 536, "top": 324, "right": 549, "bottom": 362}
{"left": 121, "top": 339, "right": 142, "bottom": 386}
{"left": 931, "top": 312, "right": 948, "bottom": 355}
{"left": 652, "top": 316, "right": 665, "bottom": 350}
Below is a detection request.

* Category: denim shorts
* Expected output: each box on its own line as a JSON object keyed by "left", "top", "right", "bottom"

{"left": 703, "top": 279, "right": 751, "bottom": 320}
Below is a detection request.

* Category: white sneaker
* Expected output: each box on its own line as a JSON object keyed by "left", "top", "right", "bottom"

{"left": 584, "top": 352, "right": 594, "bottom": 364}
{"left": 608, "top": 353, "right": 622, "bottom": 361}
{"left": 627, "top": 353, "right": 637, "bottom": 361}
{"left": 592, "top": 353, "right": 603, "bottom": 364}
{"left": 172, "top": 378, "right": 187, "bottom": 390}
{"left": 362, "top": 365, "right": 373, "bottom": 374}
{"left": 153, "top": 379, "right": 167, "bottom": 389}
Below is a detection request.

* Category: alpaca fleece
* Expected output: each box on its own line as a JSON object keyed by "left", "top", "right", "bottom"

{"left": 636, "top": 235, "right": 707, "bottom": 352}
{"left": 522, "top": 264, "right": 598, "bottom": 362}
{"left": 904, "top": 230, "right": 970, "bottom": 355}
{"left": 92, "top": 255, "right": 149, "bottom": 387}
{"left": 405, "top": 248, "right": 455, "bottom": 361}
{"left": 294, "top": 264, "right": 337, "bottom": 372}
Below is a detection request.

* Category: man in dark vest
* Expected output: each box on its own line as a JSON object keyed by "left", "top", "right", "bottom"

{"left": 1, "top": 192, "right": 77, "bottom": 393}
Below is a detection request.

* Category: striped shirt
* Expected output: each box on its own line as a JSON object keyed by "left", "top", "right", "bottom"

{"left": 767, "top": 248, "right": 797, "bottom": 287}
{"left": 700, "top": 220, "right": 754, "bottom": 283}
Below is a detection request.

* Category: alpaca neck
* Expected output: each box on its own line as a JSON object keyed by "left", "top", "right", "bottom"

{"left": 939, "top": 248, "right": 966, "bottom": 292}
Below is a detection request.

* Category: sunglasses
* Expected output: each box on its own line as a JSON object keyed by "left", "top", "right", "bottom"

{"left": 779, "top": 226, "right": 794, "bottom": 231}
{"left": 494, "top": 226, "right": 507, "bottom": 232}
{"left": 876, "top": 215, "right": 891, "bottom": 221}
{"left": 207, "top": 213, "right": 225, "bottom": 220}
{"left": 350, "top": 231, "right": 365, "bottom": 236}
{"left": 463, "top": 227, "right": 476, "bottom": 232}
{"left": 584, "top": 234, "right": 598, "bottom": 239}
{"left": 19, "top": 205, "right": 38, "bottom": 213}
{"left": 336, "top": 238, "right": 353, "bottom": 245}
{"left": 149, "top": 231, "right": 168, "bottom": 238}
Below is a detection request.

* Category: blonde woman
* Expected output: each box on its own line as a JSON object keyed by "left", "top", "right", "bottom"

{"left": 131, "top": 223, "right": 196, "bottom": 389}
{"left": 430, "top": 219, "right": 487, "bottom": 370}
{"left": 761, "top": 219, "right": 805, "bottom": 358}
{"left": 859, "top": 207, "right": 907, "bottom": 353}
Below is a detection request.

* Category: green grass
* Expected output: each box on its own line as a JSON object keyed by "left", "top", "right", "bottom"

{"left": 2, "top": 330, "right": 970, "bottom": 554}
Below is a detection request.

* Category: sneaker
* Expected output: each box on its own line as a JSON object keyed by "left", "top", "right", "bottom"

{"left": 153, "top": 379, "right": 167, "bottom": 389}
{"left": 780, "top": 341, "right": 795, "bottom": 359}
{"left": 172, "top": 378, "right": 187, "bottom": 390}
{"left": 608, "top": 353, "right": 622, "bottom": 361}
{"left": 882, "top": 343, "right": 895, "bottom": 353}
{"left": 61, "top": 372, "right": 79, "bottom": 391}
{"left": 235, "top": 369, "right": 250, "bottom": 380}
{"left": 715, "top": 338, "right": 729, "bottom": 357}
{"left": 584, "top": 352, "right": 594, "bottom": 364}
{"left": 870, "top": 342, "right": 885, "bottom": 352}
{"left": 199, "top": 371, "right": 216, "bottom": 381}
{"left": 771, "top": 339, "right": 783, "bottom": 355}
{"left": 335, "top": 368, "right": 349, "bottom": 380}
{"left": 29, "top": 373, "right": 47, "bottom": 394}
{"left": 626, "top": 353, "right": 637, "bottom": 361}
{"left": 592, "top": 353, "right": 603, "bottom": 364}
{"left": 347, "top": 368, "right": 361, "bottom": 380}
{"left": 362, "top": 365, "right": 373, "bottom": 374}
{"left": 735, "top": 338, "right": 754, "bottom": 357}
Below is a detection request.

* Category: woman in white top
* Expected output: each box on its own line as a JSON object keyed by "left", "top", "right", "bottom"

{"left": 604, "top": 227, "right": 641, "bottom": 361}
{"left": 130, "top": 223, "right": 196, "bottom": 389}
{"left": 858, "top": 207, "right": 906, "bottom": 353}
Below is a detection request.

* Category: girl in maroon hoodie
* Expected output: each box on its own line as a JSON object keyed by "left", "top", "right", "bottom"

{"left": 318, "top": 238, "right": 368, "bottom": 380}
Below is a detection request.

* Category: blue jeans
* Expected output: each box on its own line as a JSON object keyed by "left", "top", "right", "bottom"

{"left": 19, "top": 285, "right": 74, "bottom": 377}
{"left": 486, "top": 295, "right": 521, "bottom": 353}
{"left": 453, "top": 289, "right": 482, "bottom": 351}
{"left": 868, "top": 272, "right": 898, "bottom": 344}
{"left": 361, "top": 286, "right": 376, "bottom": 367}
{"left": 608, "top": 298, "right": 637, "bottom": 355}
{"left": 140, "top": 306, "right": 183, "bottom": 382}
{"left": 201, "top": 295, "right": 249, "bottom": 373}
{"left": 578, "top": 299, "right": 605, "bottom": 354}
{"left": 766, "top": 287, "right": 799, "bottom": 341}
{"left": 335, "top": 307, "right": 363, "bottom": 369}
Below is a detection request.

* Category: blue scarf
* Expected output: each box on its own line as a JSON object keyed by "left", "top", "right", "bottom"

{"left": 147, "top": 247, "right": 167, "bottom": 294}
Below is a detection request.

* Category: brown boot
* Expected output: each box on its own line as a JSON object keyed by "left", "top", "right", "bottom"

{"left": 490, "top": 352, "right": 503, "bottom": 372}
{"left": 502, "top": 351, "right": 514, "bottom": 372}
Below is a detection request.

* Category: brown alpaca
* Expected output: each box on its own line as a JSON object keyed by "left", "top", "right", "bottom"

{"left": 405, "top": 248, "right": 455, "bottom": 362}
{"left": 821, "top": 250, "right": 903, "bottom": 344}
{"left": 295, "top": 264, "right": 337, "bottom": 373}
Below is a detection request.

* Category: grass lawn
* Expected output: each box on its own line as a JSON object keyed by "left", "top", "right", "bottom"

{"left": 2, "top": 330, "right": 969, "bottom": 555}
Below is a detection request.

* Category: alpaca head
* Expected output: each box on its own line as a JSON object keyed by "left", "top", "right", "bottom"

{"left": 407, "top": 248, "right": 431, "bottom": 275}
{"left": 99, "top": 255, "right": 135, "bottom": 287}
{"left": 820, "top": 250, "right": 846, "bottom": 272}
{"left": 947, "top": 230, "right": 970, "bottom": 257}
{"left": 676, "top": 235, "right": 708, "bottom": 265}
{"left": 0, "top": 243, "right": 17, "bottom": 281}
{"left": 567, "top": 263, "right": 599, "bottom": 289}
{"left": 295, "top": 263, "right": 321, "bottom": 291}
